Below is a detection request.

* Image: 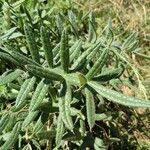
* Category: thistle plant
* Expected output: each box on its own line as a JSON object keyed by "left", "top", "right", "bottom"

{"left": 0, "top": 1, "right": 150, "bottom": 149}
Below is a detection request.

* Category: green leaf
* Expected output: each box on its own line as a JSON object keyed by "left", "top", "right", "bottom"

{"left": 55, "top": 114, "right": 65, "bottom": 148}
{"left": 0, "top": 122, "right": 21, "bottom": 150}
{"left": 30, "top": 82, "right": 49, "bottom": 111}
{"left": 88, "top": 12, "right": 97, "bottom": 43}
{"left": 36, "top": 130, "right": 56, "bottom": 140}
{"left": 0, "top": 69, "right": 23, "bottom": 86}
{"left": 12, "top": 77, "right": 36, "bottom": 112}
{"left": 40, "top": 26, "right": 53, "bottom": 68}
{"left": 92, "top": 65, "right": 124, "bottom": 82}
{"left": 24, "top": 25, "right": 40, "bottom": 63}
{"left": 60, "top": 29, "right": 69, "bottom": 73}
{"left": 0, "top": 27, "right": 17, "bottom": 40}
{"left": 0, "top": 113, "right": 10, "bottom": 134}
{"left": 8, "top": 50, "right": 41, "bottom": 67}
{"left": 26, "top": 65, "right": 64, "bottom": 81}
{"left": 0, "top": 51, "right": 21, "bottom": 66}
{"left": 71, "top": 41, "right": 101, "bottom": 70}
{"left": 59, "top": 83, "right": 73, "bottom": 131}
{"left": 85, "top": 87, "right": 95, "bottom": 130}
{"left": 22, "top": 111, "right": 39, "bottom": 129}
{"left": 86, "top": 48, "right": 109, "bottom": 80}
{"left": 88, "top": 81, "right": 150, "bottom": 108}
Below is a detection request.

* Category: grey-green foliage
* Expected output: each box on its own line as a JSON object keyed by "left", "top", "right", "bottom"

{"left": 0, "top": 122, "right": 21, "bottom": 150}
{"left": 24, "top": 25, "right": 40, "bottom": 63}
{"left": 40, "top": 26, "right": 53, "bottom": 68}
{"left": 0, "top": 69, "right": 23, "bottom": 85}
{"left": 0, "top": 1, "right": 149, "bottom": 149}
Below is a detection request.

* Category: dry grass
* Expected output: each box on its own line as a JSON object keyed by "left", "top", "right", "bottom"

{"left": 72, "top": 0, "right": 150, "bottom": 147}
{"left": 73, "top": 0, "right": 150, "bottom": 35}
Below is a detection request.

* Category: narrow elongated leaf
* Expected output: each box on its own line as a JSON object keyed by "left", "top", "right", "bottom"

{"left": 22, "top": 111, "right": 39, "bottom": 129}
{"left": 68, "top": 10, "right": 77, "bottom": 33}
{"left": 86, "top": 43, "right": 101, "bottom": 61}
{"left": 33, "top": 115, "right": 45, "bottom": 135}
{"left": 69, "top": 40, "right": 81, "bottom": 55}
{"left": 12, "top": 77, "right": 36, "bottom": 112}
{"left": 0, "top": 51, "right": 20, "bottom": 66}
{"left": 26, "top": 65, "right": 64, "bottom": 81}
{"left": 79, "top": 119, "right": 86, "bottom": 136}
{"left": 86, "top": 48, "right": 109, "bottom": 80}
{"left": 70, "top": 107, "right": 85, "bottom": 120}
{"left": 9, "top": 50, "right": 41, "bottom": 66}
{"left": 53, "top": 43, "right": 60, "bottom": 57}
{"left": 133, "top": 51, "right": 150, "bottom": 60}
{"left": 61, "top": 14, "right": 79, "bottom": 38}
{"left": 71, "top": 41, "right": 101, "bottom": 70}
{"left": 15, "top": 77, "right": 36, "bottom": 106}
{"left": 0, "top": 69, "right": 23, "bottom": 85}
{"left": 70, "top": 40, "right": 82, "bottom": 62}
{"left": 56, "top": 114, "right": 65, "bottom": 148}
{"left": 95, "top": 113, "right": 112, "bottom": 121}
{"left": 55, "top": 14, "right": 63, "bottom": 36}
{"left": 30, "top": 84, "right": 49, "bottom": 111}
{"left": 88, "top": 81, "right": 150, "bottom": 108}
{"left": 36, "top": 130, "right": 56, "bottom": 140}
{"left": 40, "top": 26, "right": 53, "bottom": 68}
{"left": 58, "top": 101, "right": 73, "bottom": 131}
{"left": 88, "top": 12, "right": 97, "bottom": 42}
{"left": 29, "top": 79, "right": 45, "bottom": 111}
{"left": 122, "top": 32, "right": 137, "bottom": 51}
{"left": 0, "top": 113, "right": 10, "bottom": 134}
{"left": 24, "top": 25, "right": 40, "bottom": 63}
{"left": 85, "top": 87, "right": 95, "bottom": 130}
{"left": 92, "top": 65, "right": 124, "bottom": 82}
{"left": 64, "top": 83, "right": 73, "bottom": 129}
{"left": 0, "top": 27, "right": 17, "bottom": 40}
{"left": 60, "top": 29, "right": 69, "bottom": 73}
{"left": 0, "top": 122, "right": 21, "bottom": 150}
